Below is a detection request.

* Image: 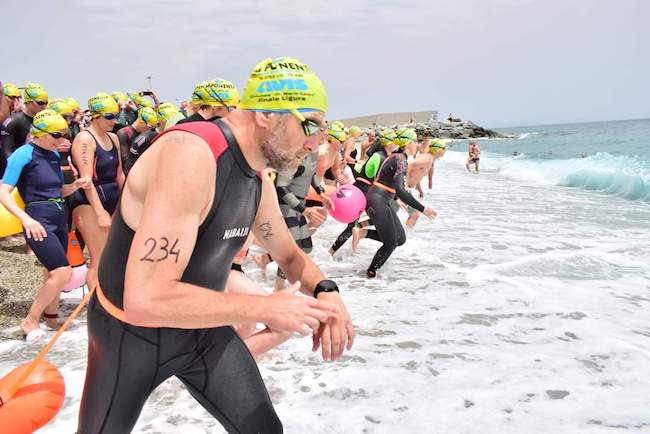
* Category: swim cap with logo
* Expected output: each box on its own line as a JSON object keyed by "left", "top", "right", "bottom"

{"left": 49, "top": 100, "right": 74, "bottom": 116}
{"left": 394, "top": 127, "right": 417, "bottom": 147}
{"left": 158, "top": 102, "right": 179, "bottom": 120}
{"left": 327, "top": 127, "right": 347, "bottom": 144}
{"left": 348, "top": 125, "right": 361, "bottom": 135}
{"left": 378, "top": 128, "right": 397, "bottom": 146}
{"left": 66, "top": 98, "right": 81, "bottom": 111}
{"left": 138, "top": 107, "right": 159, "bottom": 127}
{"left": 239, "top": 57, "right": 327, "bottom": 115}
{"left": 111, "top": 91, "right": 128, "bottom": 103}
{"left": 330, "top": 120, "right": 344, "bottom": 130}
{"left": 428, "top": 138, "right": 446, "bottom": 154}
{"left": 191, "top": 79, "right": 239, "bottom": 107}
{"left": 30, "top": 109, "right": 68, "bottom": 138}
{"left": 3, "top": 83, "right": 21, "bottom": 98}
{"left": 88, "top": 92, "right": 119, "bottom": 117}
{"left": 23, "top": 83, "right": 48, "bottom": 103}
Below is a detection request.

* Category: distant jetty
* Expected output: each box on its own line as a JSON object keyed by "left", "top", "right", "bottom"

{"left": 337, "top": 111, "right": 513, "bottom": 139}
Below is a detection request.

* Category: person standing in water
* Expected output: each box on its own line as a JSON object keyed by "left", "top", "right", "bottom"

{"left": 465, "top": 140, "right": 480, "bottom": 173}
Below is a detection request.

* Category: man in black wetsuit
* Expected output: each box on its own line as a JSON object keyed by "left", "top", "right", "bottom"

{"left": 177, "top": 78, "right": 239, "bottom": 124}
{"left": 116, "top": 107, "right": 158, "bottom": 171}
{"left": 78, "top": 57, "right": 355, "bottom": 434}
{"left": 1, "top": 83, "right": 48, "bottom": 160}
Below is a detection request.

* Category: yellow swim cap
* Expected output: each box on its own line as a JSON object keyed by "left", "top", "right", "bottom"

{"left": 3, "top": 83, "right": 21, "bottom": 98}
{"left": 88, "top": 92, "right": 119, "bottom": 117}
{"left": 239, "top": 57, "right": 327, "bottom": 114}
{"left": 379, "top": 128, "right": 397, "bottom": 146}
{"left": 330, "top": 120, "right": 344, "bottom": 130}
{"left": 191, "top": 79, "right": 239, "bottom": 107}
{"left": 428, "top": 138, "right": 446, "bottom": 154}
{"left": 139, "top": 98, "right": 153, "bottom": 108}
{"left": 158, "top": 102, "right": 179, "bottom": 120}
{"left": 127, "top": 92, "right": 139, "bottom": 102}
{"left": 394, "top": 127, "right": 417, "bottom": 147}
{"left": 111, "top": 91, "right": 128, "bottom": 103}
{"left": 66, "top": 98, "right": 81, "bottom": 111}
{"left": 138, "top": 107, "right": 159, "bottom": 127}
{"left": 49, "top": 100, "right": 74, "bottom": 116}
{"left": 327, "top": 128, "right": 347, "bottom": 144}
{"left": 23, "top": 83, "right": 48, "bottom": 103}
{"left": 31, "top": 109, "right": 68, "bottom": 138}
{"left": 349, "top": 126, "right": 361, "bottom": 135}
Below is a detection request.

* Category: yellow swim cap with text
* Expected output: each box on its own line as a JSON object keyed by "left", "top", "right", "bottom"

{"left": 31, "top": 109, "right": 68, "bottom": 138}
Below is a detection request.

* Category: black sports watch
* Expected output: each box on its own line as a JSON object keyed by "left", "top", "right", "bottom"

{"left": 313, "top": 280, "right": 339, "bottom": 298}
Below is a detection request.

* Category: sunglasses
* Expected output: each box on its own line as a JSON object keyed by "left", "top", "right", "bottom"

{"left": 290, "top": 109, "right": 324, "bottom": 137}
{"left": 33, "top": 100, "right": 48, "bottom": 106}
{"left": 32, "top": 124, "right": 69, "bottom": 139}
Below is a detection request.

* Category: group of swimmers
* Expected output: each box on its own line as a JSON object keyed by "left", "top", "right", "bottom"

{"left": 0, "top": 57, "right": 453, "bottom": 432}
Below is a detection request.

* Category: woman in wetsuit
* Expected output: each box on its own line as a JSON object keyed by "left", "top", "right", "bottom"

{"left": 364, "top": 128, "right": 436, "bottom": 278}
{"left": 0, "top": 110, "right": 90, "bottom": 338}
{"left": 70, "top": 93, "right": 125, "bottom": 291}
{"left": 329, "top": 128, "right": 398, "bottom": 256}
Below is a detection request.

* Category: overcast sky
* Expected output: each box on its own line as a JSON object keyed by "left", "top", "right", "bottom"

{"left": 3, "top": 0, "right": 648, "bottom": 128}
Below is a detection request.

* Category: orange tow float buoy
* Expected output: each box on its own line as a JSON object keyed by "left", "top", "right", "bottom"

{"left": 0, "top": 361, "right": 65, "bottom": 434}
{"left": 0, "top": 189, "right": 25, "bottom": 238}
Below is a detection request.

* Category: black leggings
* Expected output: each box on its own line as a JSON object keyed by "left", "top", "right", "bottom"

{"left": 78, "top": 295, "right": 282, "bottom": 434}
{"left": 365, "top": 187, "right": 406, "bottom": 274}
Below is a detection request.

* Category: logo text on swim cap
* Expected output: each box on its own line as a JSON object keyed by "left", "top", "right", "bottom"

{"left": 257, "top": 79, "right": 308, "bottom": 93}
{"left": 262, "top": 61, "right": 308, "bottom": 72}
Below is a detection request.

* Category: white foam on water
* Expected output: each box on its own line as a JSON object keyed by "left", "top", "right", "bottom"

{"left": 2, "top": 156, "right": 650, "bottom": 433}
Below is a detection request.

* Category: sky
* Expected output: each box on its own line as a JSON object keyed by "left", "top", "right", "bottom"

{"left": 2, "top": 0, "right": 648, "bottom": 128}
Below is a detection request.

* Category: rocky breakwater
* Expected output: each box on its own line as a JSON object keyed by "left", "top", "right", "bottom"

{"left": 393, "top": 120, "right": 515, "bottom": 139}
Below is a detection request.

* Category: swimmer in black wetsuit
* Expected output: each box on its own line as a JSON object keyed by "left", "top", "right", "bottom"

{"left": 177, "top": 78, "right": 239, "bottom": 124}
{"left": 0, "top": 109, "right": 91, "bottom": 338}
{"left": 1, "top": 83, "right": 49, "bottom": 160}
{"left": 77, "top": 57, "right": 355, "bottom": 434}
{"left": 70, "top": 92, "right": 125, "bottom": 295}
{"left": 116, "top": 106, "right": 158, "bottom": 171}
{"left": 329, "top": 128, "right": 398, "bottom": 256}
{"left": 364, "top": 135, "right": 436, "bottom": 278}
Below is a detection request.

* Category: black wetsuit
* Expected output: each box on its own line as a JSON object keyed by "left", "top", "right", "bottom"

{"left": 176, "top": 112, "right": 221, "bottom": 124}
{"left": 365, "top": 149, "right": 425, "bottom": 277}
{"left": 1, "top": 111, "right": 33, "bottom": 158}
{"left": 330, "top": 148, "right": 388, "bottom": 253}
{"left": 116, "top": 125, "right": 138, "bottom": 169}
{"left": 78, "top": 121, "right": 281, "bottom": 434}
{"left": 125, "top": 129, "right": 157, "bottom": 174}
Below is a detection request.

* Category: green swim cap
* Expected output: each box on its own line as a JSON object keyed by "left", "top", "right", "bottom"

{"left": 327, "top": 127, "right": 347, "bottom": 144}
{"left": 3, "top": 83, "right": 21, "bottom": 98}
{"left": 31, "top": 109, "right": 68, "bottom": 138}
{"left": 23, "top": 83, "right": 48, "bottom": 103}
{"left": 88, "top": 92, "right": 119, "bottom": 117}
{"left": 138, "top": 107, "right": 159, "bottom": 127}
{"left": 348, "top": 125, "right": 361, "bottom": 135}
{"left": 239, "top": 57, "right": 326, "bottom": 115}
{"left": 49, "top": 100, "right": 74, "bottom": 116}
{"left": 378, "top": 128, "right": 397, "bottom": 146}
{"left": 394, "top": 127, "right": 417, "bottom": 147}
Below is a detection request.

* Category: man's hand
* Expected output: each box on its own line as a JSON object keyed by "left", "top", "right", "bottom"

{"left": 261, "top": 283, "right": 339, "bottom": 336}
{"left": 73, "top": 176, "right": 92, "bottom": 191}
{"left": 304, "top": 206, "right": 327, "bottom": 228}
{"left": 96, "top": 209, "right": 112, "bottom": 228}
{"left": 312, "top": 291, "right": 355, "bottom": 361}
{"left": 55, "top": 139, "right": 71, "bottom": 153}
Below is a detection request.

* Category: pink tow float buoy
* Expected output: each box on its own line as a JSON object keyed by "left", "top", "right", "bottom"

{"left": 329, "top": 185, "right": 367, "bottom": 223}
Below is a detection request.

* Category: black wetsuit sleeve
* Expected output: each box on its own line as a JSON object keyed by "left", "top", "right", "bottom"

{"left": 2, "top": 117, "right": 24, "bottom": 157}
{"left": 310, "top": 173, "right": 323, "bottom": 193}
{"left": 394, "top": 156, "right": 425, "bottom": 213}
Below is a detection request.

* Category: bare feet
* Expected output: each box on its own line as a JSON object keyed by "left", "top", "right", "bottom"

{"left": 406, "top": 213, "right": 420, "bottom": 229}
{"left": 20, "top": 316, "right": 41, "bottom": 337}
{"left": 352, "top": 227, "right": 367, "bottom": 253}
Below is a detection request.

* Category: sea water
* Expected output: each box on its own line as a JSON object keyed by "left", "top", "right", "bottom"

{"left": 1, "top": 119, "right": 649, "bottom": 433}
